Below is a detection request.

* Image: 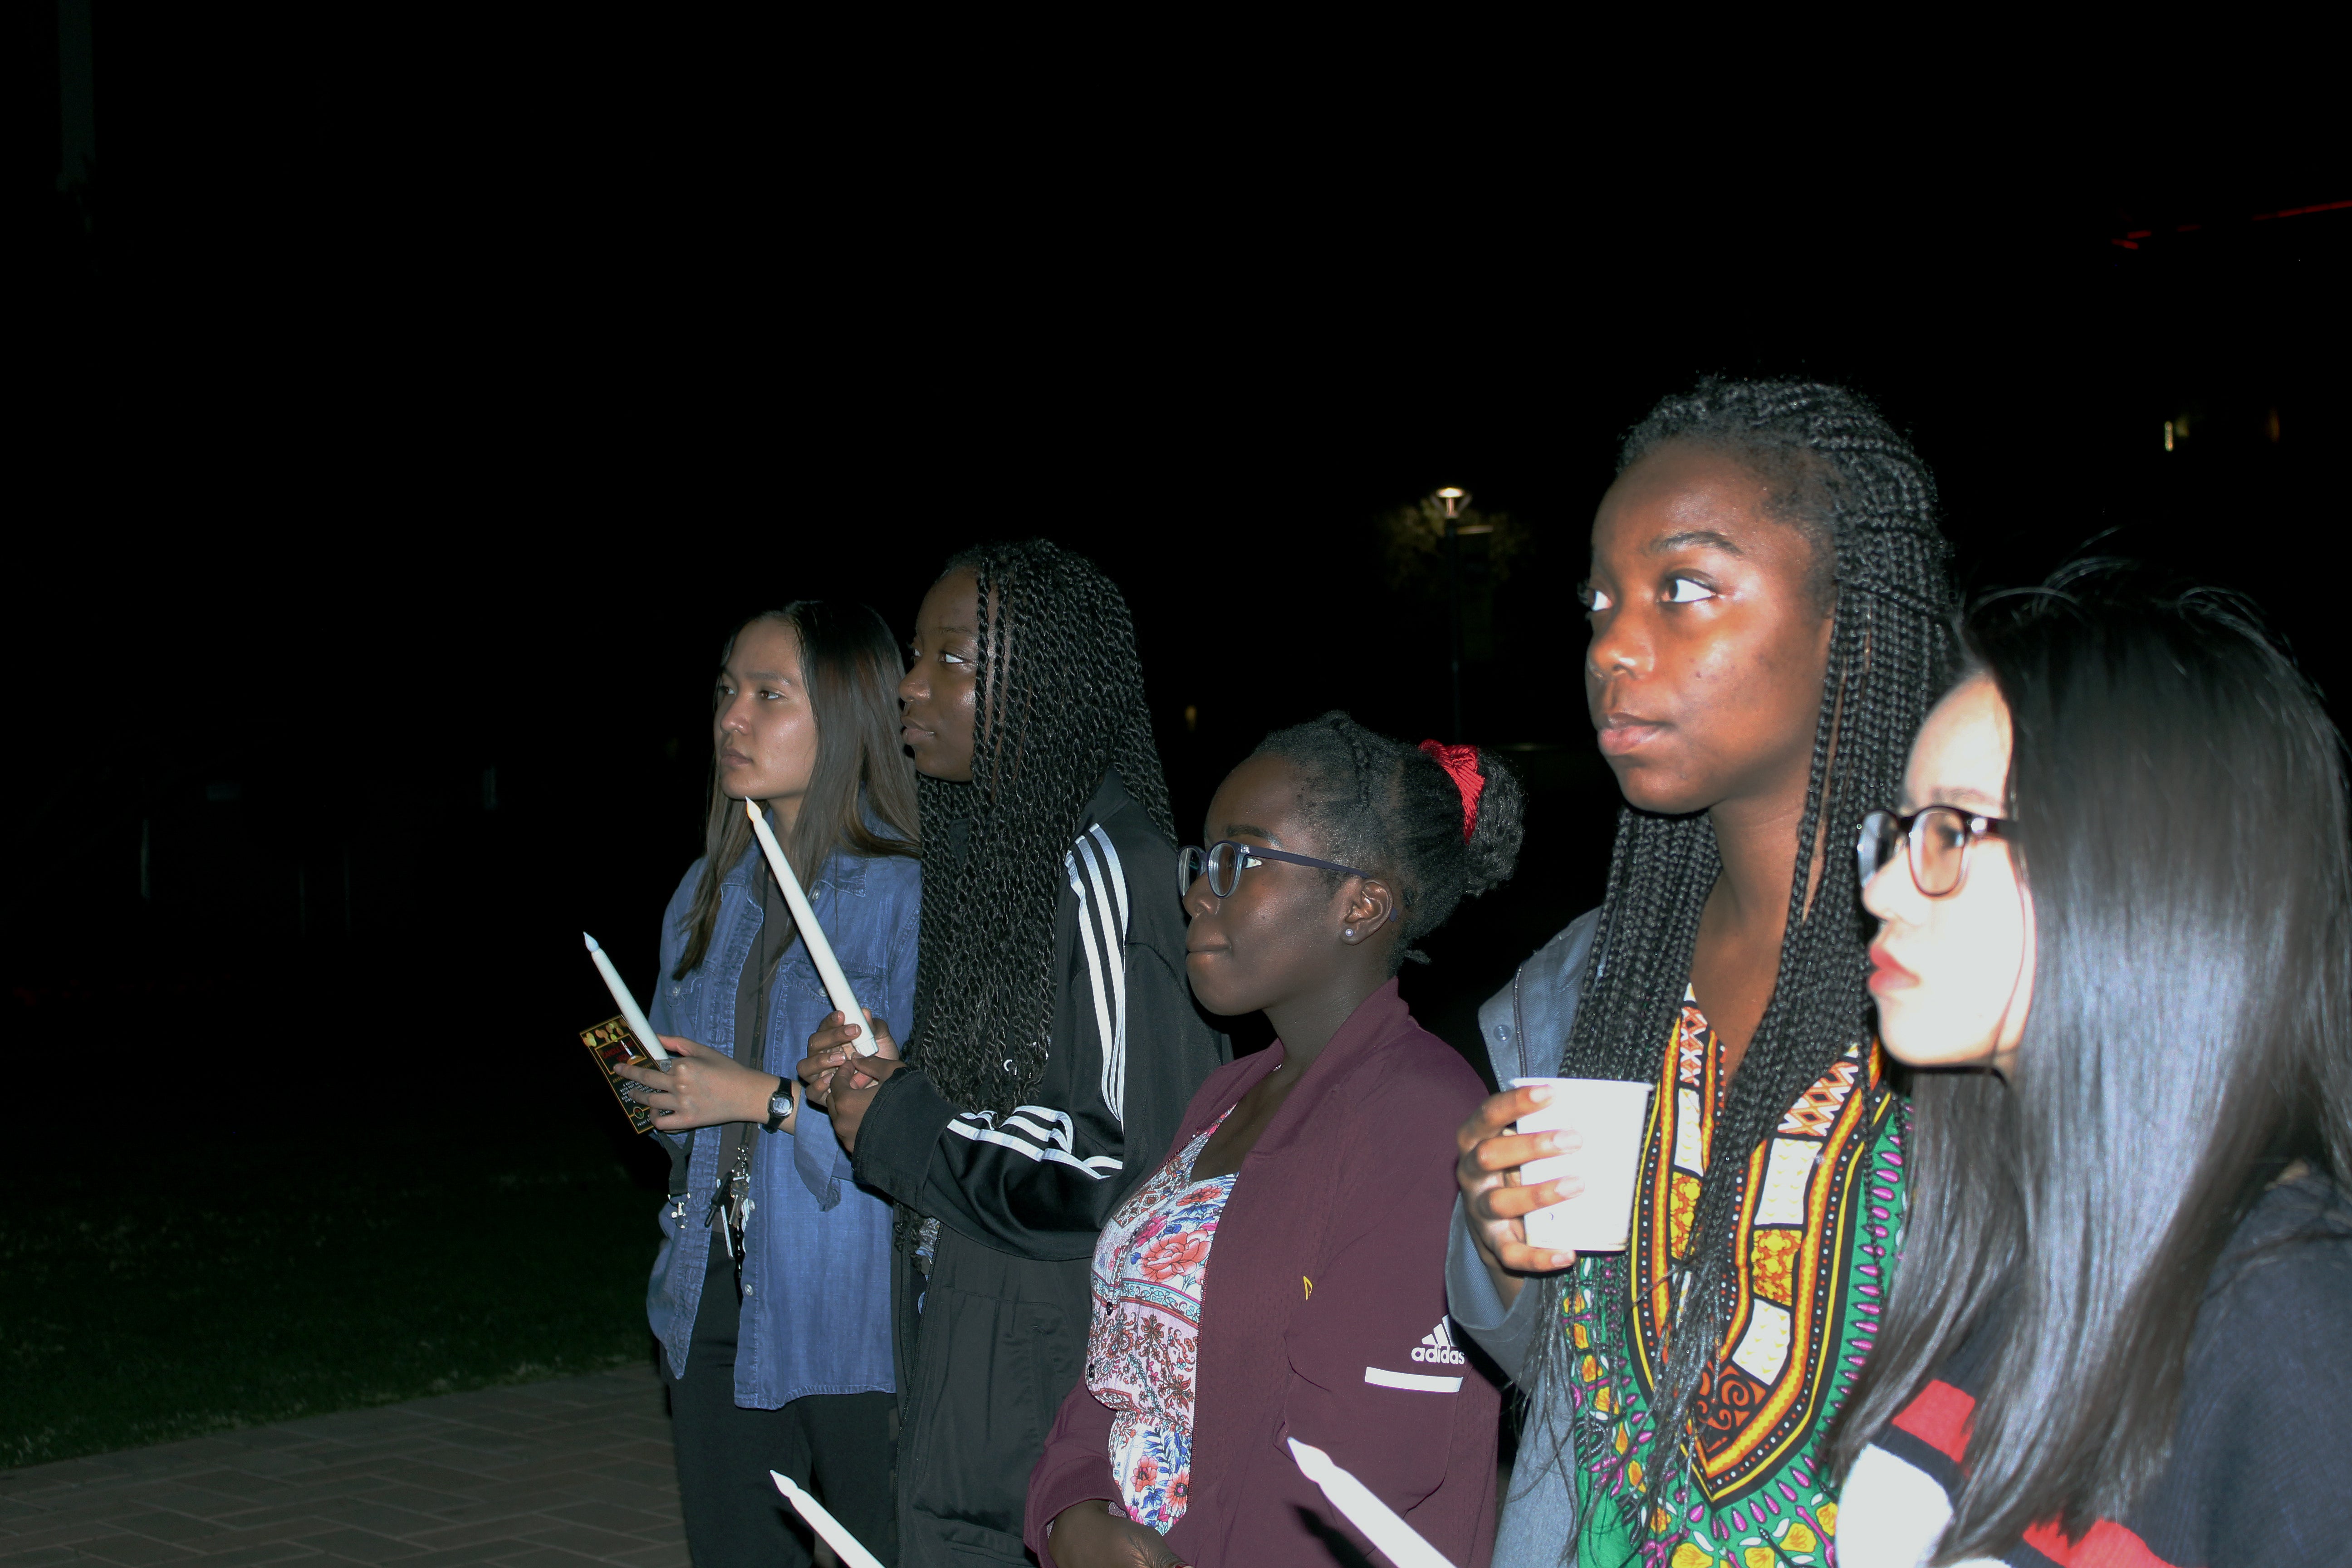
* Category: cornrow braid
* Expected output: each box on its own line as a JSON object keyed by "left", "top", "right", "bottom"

{"left": 1526, "top": 378, "right": 1958, "bottom": 1549}
{"left": 1252, "top": 712, "right": 1526, "bottom": 970}
{"left": 907, "top": 540, "right": 1176, "bottom": 1117}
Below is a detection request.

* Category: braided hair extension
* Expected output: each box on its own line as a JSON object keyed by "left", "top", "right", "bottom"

{"left": 1252, "top": 713, "right": 1527, "bottom": 969}
{"left": 906, "top": 540, "right": 1176, "bottom": 1116}
{"left": 1525, "top": 379, "right": 1958, "bottom": 1549}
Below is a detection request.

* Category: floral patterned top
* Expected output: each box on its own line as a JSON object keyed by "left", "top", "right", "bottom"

{"left": 1084, "top": 1107, "right": 1238, "bottom": 1533}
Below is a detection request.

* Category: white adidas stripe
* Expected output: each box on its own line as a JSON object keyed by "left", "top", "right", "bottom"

{"left": 1365, "top": 1366, "right": 1461, "bottom": 1393}
{"left": 946, "top": 1104, "right": 1123, "bottom": 1180}
{"left": 1086, "top": 824, "right": 1130, "bottom": 1118}
{"left": 1065, "top": 825, "right": 1132, "bottom": 1127}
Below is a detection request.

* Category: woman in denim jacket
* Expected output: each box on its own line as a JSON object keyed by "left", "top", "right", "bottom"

{"left": 616, "top": 601, "right": 921, "bottom": 1568}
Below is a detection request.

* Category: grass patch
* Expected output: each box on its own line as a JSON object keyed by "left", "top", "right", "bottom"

{"left": 1, "top": 1119, "right": 667, "bottom": 1470}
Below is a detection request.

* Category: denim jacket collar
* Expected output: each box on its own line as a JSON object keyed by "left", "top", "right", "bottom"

{"left": 720, "top": 841, "right": 871, "bottom": 899}
{"left": 724, "top": 807, "right": 883, "bottom": 901}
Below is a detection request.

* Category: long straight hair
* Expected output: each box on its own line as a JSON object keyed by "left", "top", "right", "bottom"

{"left": 1828, "top": 569, "right": 2352, "bottom": 1552}
{"left": 672, "top": 601, "right": 919, "bottom": 980}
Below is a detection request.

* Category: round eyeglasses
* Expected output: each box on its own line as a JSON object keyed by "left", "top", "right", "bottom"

{"left": 1177, "top": 840, "right": 1375, "bottom": 900}
{"left": 1857, "top": 806, "right": 2010, "bottom": 898}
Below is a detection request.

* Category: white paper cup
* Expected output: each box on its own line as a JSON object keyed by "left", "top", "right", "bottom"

{"left": 1509, "top": 1077, "right": 1656, "bottom": 1254}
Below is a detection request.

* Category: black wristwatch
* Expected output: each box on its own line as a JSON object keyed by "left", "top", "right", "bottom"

{"left": 763, "top": 1078, "right": 793, "bottom": 1132}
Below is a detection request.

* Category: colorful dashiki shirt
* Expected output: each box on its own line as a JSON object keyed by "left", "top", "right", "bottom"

{"left": 1566, "top": 991, "right": 1908, "bottom": 1568}
{"left": 1086, "top": 1108, "right": 1238, "bottom": 1533}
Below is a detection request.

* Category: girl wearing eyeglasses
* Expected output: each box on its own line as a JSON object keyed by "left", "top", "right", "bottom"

{"left": 1830, "top": 574, "right": 2352, "bottom": 1567}
{"left": 1449, "top": 379, "right": 1958, "bottom": 1568}
{"left": 1027, "top": 714, "right": 1524, "bottom": 1568}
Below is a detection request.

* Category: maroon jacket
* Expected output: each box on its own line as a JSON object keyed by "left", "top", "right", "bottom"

{"left": 1025, "top": 981, "right": 1499, "bottom": 1567}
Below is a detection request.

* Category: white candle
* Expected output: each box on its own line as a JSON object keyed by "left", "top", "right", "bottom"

{"left": 744, "top": 799, "right": 874, "bottom": 1055}
{"left": 583, "top": 932, "right": 670, "bottom": 1061}
{"left": 770, "top": 1471, "right": 886, "bottom": 1568}
{"left": 1287, "top": 1437, "right": 1456, "bottom": 1568}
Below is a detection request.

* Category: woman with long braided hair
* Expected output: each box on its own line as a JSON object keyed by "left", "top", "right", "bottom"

{"left": 1448, "top": 379, "right": 1957, "bottom": 1567}
{"left": 800, "top": 540, "right": 1228, "bottom": 1568}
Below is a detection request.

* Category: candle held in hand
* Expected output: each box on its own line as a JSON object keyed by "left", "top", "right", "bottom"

{"left": 583, "top": 932, "right": 669, "bottom": 1061}
{"left": 1287, "top": 1437, "right": 1456, "bottom": 1568}
{"left": 770, "top": 1472, "right": 886, "bottom": 1568}
{"left": 743, "top": 799, "right": 875, "bottom": 1055}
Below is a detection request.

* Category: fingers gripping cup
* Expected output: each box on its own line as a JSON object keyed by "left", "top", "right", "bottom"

{"left": 1509, "top": 1078, "right": 1656, "bottom": 1254}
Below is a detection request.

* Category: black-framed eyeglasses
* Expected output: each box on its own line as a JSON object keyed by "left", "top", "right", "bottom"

{"left": 1857, "top": 806, "right": 2011, "bottom": 898}
{"left": 1177, "top": 840, "right": 1375, "bottom": 900}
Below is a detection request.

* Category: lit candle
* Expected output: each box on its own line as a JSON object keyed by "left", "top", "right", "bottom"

{"left": 770, "top": 1471, "right": 886, "bottom": 1568}
{"left": 582, "top": 931, "right": 670, "bottom": 1061}
{"left": 1287, "top": 1437, "right": 1456, "bottom": 1568}
{"left": 744, "top": 799, "right": 874, "bottom": 1054}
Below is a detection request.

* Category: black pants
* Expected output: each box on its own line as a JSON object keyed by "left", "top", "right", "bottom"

{"left": 669, "top": 1245, "right": 898, "bottom": 1568}
{"left": 892, "top": 1223, "right": 1090, "bottom": 1566}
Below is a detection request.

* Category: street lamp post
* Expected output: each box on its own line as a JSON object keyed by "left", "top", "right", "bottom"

{"left": 1436, "top": 486, "right": 1469, "bottom": 741}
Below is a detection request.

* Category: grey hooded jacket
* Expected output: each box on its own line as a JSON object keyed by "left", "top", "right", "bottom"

{"left": 1446, "top": 907, "right": 1599, "bottom": 1568}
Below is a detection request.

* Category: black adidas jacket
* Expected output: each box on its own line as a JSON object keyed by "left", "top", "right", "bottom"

{"left": 852, "top": 770, "right": 1229, "bottom": 1564}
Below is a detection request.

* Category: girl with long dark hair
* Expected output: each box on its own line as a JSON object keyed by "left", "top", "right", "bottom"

{"left": 1833, "top": 575, "right": 2352, "bottom": 1566}
{"left": 612, "top": 602, "right": 920, "bottom": 1568}
{"left": 800, "top": 541, "right": 1229, "bottom": 1568}
{"left": 1448, "top": 379, "right": 1956, "bottom": 1567}
{"left": 1029, "top": 715, "right": 1525, "bottom": 1568}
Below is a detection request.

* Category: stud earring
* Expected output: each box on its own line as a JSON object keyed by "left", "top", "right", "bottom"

{"left": 1344, "top": 927, "right": 1356, "bottom": 939}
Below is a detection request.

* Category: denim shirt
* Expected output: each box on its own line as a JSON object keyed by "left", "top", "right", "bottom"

{"left": 1447, "top": 907, "right": 1597, "bottom": 1567}
{"left": 644, "top": 838, "right": 920, "bottom": 1408}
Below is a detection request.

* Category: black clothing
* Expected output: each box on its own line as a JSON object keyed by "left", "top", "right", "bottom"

{"left": 853, "top": 771, "right": 1228, "bottom": 1565}
{"left": 710, "top": 864, "right": 794, "bottom": 1274}
{"left": 668, "top": 1244, "right": 898, "bottom": 1568}
{"left": 1863, "top": 1171, "right": 2352, "bottom": 1567}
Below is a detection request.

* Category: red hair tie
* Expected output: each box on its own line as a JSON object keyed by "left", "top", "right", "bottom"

{"left": 1418, "top": 740, "right": 1484, "bottom": 843}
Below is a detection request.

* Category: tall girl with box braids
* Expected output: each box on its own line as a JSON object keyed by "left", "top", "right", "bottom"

{"left": 905, "top": 541, "right": 1183, "bottom": 1113}
{"left": 1449, "top": 379, "right": 1956, "bottom": 1568}
{"left": 801, "top": 540, "right": 1228, "bottom": 1568}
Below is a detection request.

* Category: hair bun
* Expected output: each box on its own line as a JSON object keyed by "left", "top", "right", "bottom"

{"left": 1460, "top": 750, "right": 1524, "bottom": 896}
{"left": 1417, "top": 740, "right": 1487, "bottom": 840}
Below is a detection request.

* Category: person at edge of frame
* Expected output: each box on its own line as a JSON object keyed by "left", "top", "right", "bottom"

{"left": 1832, "top": 570, "right": 2352, "bottom": 1567}
{"left": 612, "top": 601, "right": 921, "bottom": 1568}
{"left": 1030, "top": 715, "right": 1525, "bottom": 1568}
{"left": 1451, "top": 378, "right": 1959, "bottom": 1568}
{"left": 799, "top": 540, "right": 1230, "bottom": 1568}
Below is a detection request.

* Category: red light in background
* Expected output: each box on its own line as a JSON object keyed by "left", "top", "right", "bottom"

{"left": 2250, "top": 198, "right": 2352, "bottom": 221}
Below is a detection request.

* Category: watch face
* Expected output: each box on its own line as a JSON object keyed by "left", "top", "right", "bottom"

{"left": 770, "top": 1092, "right": 793, "bottom": 1118}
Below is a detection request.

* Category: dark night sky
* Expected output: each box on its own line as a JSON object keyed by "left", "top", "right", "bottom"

{"left": 13, "top": 14, "right": 2348, "bottom": 1157}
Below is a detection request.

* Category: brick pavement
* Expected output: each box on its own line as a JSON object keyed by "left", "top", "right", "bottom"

{"left": 0, "top": 1365, "right": 738, "bottom": 1568}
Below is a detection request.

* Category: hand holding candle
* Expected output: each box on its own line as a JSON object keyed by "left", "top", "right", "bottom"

{"left": 770, "top": 1472, "right": 886, "bottom": 1568}
{"left": 744, "top": 799, "right": 874, "bottom": 1055}
{"left": 1287, "top": 1437, "right": 1457, "bottom": 1568}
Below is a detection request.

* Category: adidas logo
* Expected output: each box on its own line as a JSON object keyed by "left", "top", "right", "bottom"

{"left": 1411, "top": 1319, "right": 1467, "bottom": 1367}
